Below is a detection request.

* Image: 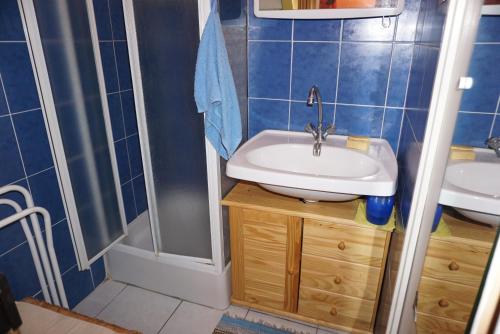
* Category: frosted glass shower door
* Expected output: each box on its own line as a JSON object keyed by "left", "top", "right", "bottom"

{"left": 19, "top": 0, "right": 127, "bottom": 268}
{"left": 124, "top": 0, "right": 213, "bottom": 260}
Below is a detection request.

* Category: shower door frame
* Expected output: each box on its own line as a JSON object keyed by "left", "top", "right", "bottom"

{"left": 17, "top": 0, "right": 129, "bottom": 270}
{"left": 123, "top": 0, "right": 225, "bottom": 274}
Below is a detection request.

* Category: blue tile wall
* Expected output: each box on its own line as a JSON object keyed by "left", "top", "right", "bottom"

{"left": 93, "top": 0, "right": 147, "bottom": 224}
{"left": 0, "top": 0, "right": 144, "bottom": 305}
{"left": 452, "top": 16, "right": 500, "bottom": 147}
{"left": 397, "top": 0, "right": 445, "bottom": 226}
{"left": 247, "top": 0, "right": 423, "bottom": 154}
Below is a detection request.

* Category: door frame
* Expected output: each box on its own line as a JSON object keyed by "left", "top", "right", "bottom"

{"left": 386, "top": 0, "right": 484, "bottom": 332}
{"left": 122, "top": 0, "right": 225, "bottom": 274}
{"left": 17, "top": 0, "right": 128, "bottom": 270}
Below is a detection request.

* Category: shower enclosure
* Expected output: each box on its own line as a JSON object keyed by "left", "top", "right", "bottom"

{"left": 106, "top": 0, "right": 231, "bottom": 309}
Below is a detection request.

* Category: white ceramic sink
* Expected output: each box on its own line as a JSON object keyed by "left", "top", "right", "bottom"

{"left": 226, "top": 130, "right": 398, "bottom": 201}
{"left": 439, "top": 148, "right": 500, "bottom": 226}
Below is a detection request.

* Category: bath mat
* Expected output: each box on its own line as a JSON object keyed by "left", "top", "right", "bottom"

{"left": 213, "top": 315, "right": 306, "bottom": 334}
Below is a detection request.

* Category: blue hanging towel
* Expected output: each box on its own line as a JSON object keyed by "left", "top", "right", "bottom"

{"left": 194, "top": 1, "right": 242, "bottom": 160}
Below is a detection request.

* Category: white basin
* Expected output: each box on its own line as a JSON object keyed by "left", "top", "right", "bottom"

{"left": 439, "top": 148, "right": 500, "bottom": 226}
{"left": 226, "top": 130, "right": 398, "bottom": 201}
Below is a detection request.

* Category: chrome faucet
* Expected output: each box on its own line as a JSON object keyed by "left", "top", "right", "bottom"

{"left": 487, "top": 137, "right": 500, "bottom": 157}
{"left": 304, "top": 85, "right": 335, "bottom": 156}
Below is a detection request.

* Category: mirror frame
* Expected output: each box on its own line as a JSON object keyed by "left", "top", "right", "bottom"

{"left": 254, "top": 0, "right": 405, "bottom": 19}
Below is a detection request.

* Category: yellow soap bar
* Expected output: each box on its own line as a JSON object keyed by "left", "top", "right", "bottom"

{"left": 450, "top": 145, "right": 475, "bottom": 160}
{"left": 346, "top": 136, "right": 370, "bottom": 151}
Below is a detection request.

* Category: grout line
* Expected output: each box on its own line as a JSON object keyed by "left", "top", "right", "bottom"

{"left": 89, "top": 264, "right": 96, "bottom": 289}
{"left": 287, "top": 20, "right": 295, "bottom": 130}
{"left": 156, "top": 300, "right": 183, "bottom": 334}
{"left": 113, "top": 131, "right": 139, "bottom": 144}
{"left": 379, "top": 17, "right": 399, "bottom": 139}
{"left": 95, "top": 282, "right": 129, "bottom": 318}
{"left": 0, "top": 40, "right": 26, "bottom": 43}
{"left": 61, "top": 263, "right": 78, "bottom": 276}
{"left": 9, "top": 106, "right": 42, "bottom": 116}
{"left": 488, "top": 95, "right": 500, "bottom": 138}
{"left": 332, "top": 20, "right": 343, "bottom": 125}
{"left": 458, "top": 110, "right": 497, "bottom": 115}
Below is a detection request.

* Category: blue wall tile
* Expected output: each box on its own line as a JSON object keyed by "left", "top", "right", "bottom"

{"left": 109, "top": 0, "right": 127, "bottom": 40}
{"left": 93, "top": 0, "right": 112, "bottom": 40}
{"left": 62, "top": 266, "right": 94, "bottom": 309}
{"left": 99, "top": 42, "right": 119, "bottom": 93}
{"left": 248, "top": 99, "right": 289, "bottom": 137}
{"left": 0, "top": 243, "right": 42, "bottom": 299}
{"left": 387, "top": 44, "right": 412, "bottom": 107}
{"left": 335, "top": 105, "right": 384, "bottom": 137}
{"left": 0, "top": 43, "right": 40, "bottom": 113}
{"left": 248, "top": 41, "right": 291, "bottom": 99}
{"left": 337, "top": 43, "right": 392, "bottom": 105}
{"left": 382, "top": 108, "right": 403, "bottom": 153}
{"left": 91, "top": 257, "right": 107, "bottom": 286}
{"left": 121, "top": 182, "right": 136, "bottom": 224}
{"left": 133, "top": 176, "right": 147, "bottom": 215}
{"left": 52, "top": 219, "right": 77, "bottom": 273}
{"left": 114, "top": 140, "right": 131, "bottom": 184}
{"left": 460, "top": 44, "right": 500, "bottom": 113}
{"left": 0, "top": 179, "right": 29, "bottom": 255}
{"left": 248, "top": 0, "right": 292, "bottom": 40}
{"left": 0, "top": 117, "right": 24, "bottom": 184}
{"left": 289, "top": 101, "right": 334, "bottom": 132}
{"left": 127, "top": 134, "right": 143, "bottom": 178}
{"left": 0, "top": 81, "right": 8, "bottom": 116}
{"left": 0, "top": 0, "right": 25, "bottom": 41}
{"left": 492, "top": 116, "right": 500, "bottom": 138}
{"left": 29, "top": 168, "right": 66, "bottom": 224}
{"left": 107, "top": 93, "right": 125, "bottom": 141}
{"left": 12, "top": 109, "right": 53, "bottom": 175}
{"left": 114, "top": 42, "right": 132, "bottom": 90}
{"left": 452, "top": 113, "right": 495, "bottom": 147}
{"left": 343, "top": 17, "right": 395, "bottom": 41}
{"left": 476, "top": 16, "right": 500, "bottom": 43}
{"left": 291, "top": 42, "right": 338, "bottom": 102}
{"left": 121, "top": 90, "right": 137, "bottom": 135}
{"left": 293, "top": 20, "right": 341, "bottom": 41}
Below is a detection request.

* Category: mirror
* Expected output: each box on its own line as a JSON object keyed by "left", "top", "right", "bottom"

{"left": 482, "top": 0, "right": 500, "bottom": 15}
{"left": 255, "top": 0, "right": 404, "bottom": 19}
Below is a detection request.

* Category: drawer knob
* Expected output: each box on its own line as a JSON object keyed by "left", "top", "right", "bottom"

{"left": 438, "top": 299, "right": 449, "bottom": 308}
{"left": 334, "top": 276, "right": 342, "bottom": 284}
{"left": 448, "top": 261, "right": 460, "bottom": 271}
{"left": 329, "top": 307, "right": 337, "bottom": 316}
{"left": 338, "top": 241, "right": 346, "bottom": 250}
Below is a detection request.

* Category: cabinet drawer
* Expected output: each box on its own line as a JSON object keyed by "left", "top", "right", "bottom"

{"left": 301, "top": 254, "right": 380, "bottom": 300}
{"left": 423, "top": 239, "right": 491, "bottom": 286}
{"left": 416, "top": 312, "right": 466, "bottom": 334}
{"left": 303, "top": 219, "right": 388, "bottom": 267}
{"left": 417, "top": 277, "right": 477, "bottom": 323}
{"left": 298, "top": 287, "right": 374, "bottom": 331}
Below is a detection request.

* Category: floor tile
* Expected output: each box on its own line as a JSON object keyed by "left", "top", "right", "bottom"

{"left": 73, "top": 280, "right": 126, "bottom": 317}
{"left": 245, "top": 310, "right": 317, "bottom": 334}
{"left": 158, "top": 301, "right": 243, "bottom": 334}
{"left": 97, "top": 285, "right": 180, "bottom": 334}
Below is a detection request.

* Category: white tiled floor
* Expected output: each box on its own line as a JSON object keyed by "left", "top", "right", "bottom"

{"left": 74, "top": 280, "right": 345, "bottom": 334}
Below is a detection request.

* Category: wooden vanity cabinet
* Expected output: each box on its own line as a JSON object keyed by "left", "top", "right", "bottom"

{"left": 223, "top": 183, "right": 392, "bottom": 334}
{"left": 415, "top": 213, "right": 497, "bottom": 334}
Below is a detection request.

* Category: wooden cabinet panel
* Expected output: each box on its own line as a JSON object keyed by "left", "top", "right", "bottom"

{"left": 417, "top": 277, "right": 477, "bottom": 323}
{"left": 229, "top": 207, "right": 302, "bottom": 313}
{"left": 301, "top": 254, "right": 380, "bottom": 300}
{"left": 416, "top": 312, "right": 467, "bottom": 334}
{"left": 298, "top": 287, "right": 374, "bottom": 331}
{"left": 303, "top": 219, "right": 387, "bottom": 267}
{"left": 422, "top": 239, "right": 491, "bottom": 286}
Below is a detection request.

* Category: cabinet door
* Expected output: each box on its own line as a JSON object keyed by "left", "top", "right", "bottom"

{"left": 230, "top": 207, "right": 302, "bottom": 312}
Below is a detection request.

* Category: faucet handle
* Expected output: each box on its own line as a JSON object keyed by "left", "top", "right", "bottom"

{"left": 305, "top": 122, "right": 318, "bottom": 137}
{"left": 322, "top": 124, "right": 336, "bottom": 139}
{"left": 487, "top": 137, "right": 500, "bottom": 149}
